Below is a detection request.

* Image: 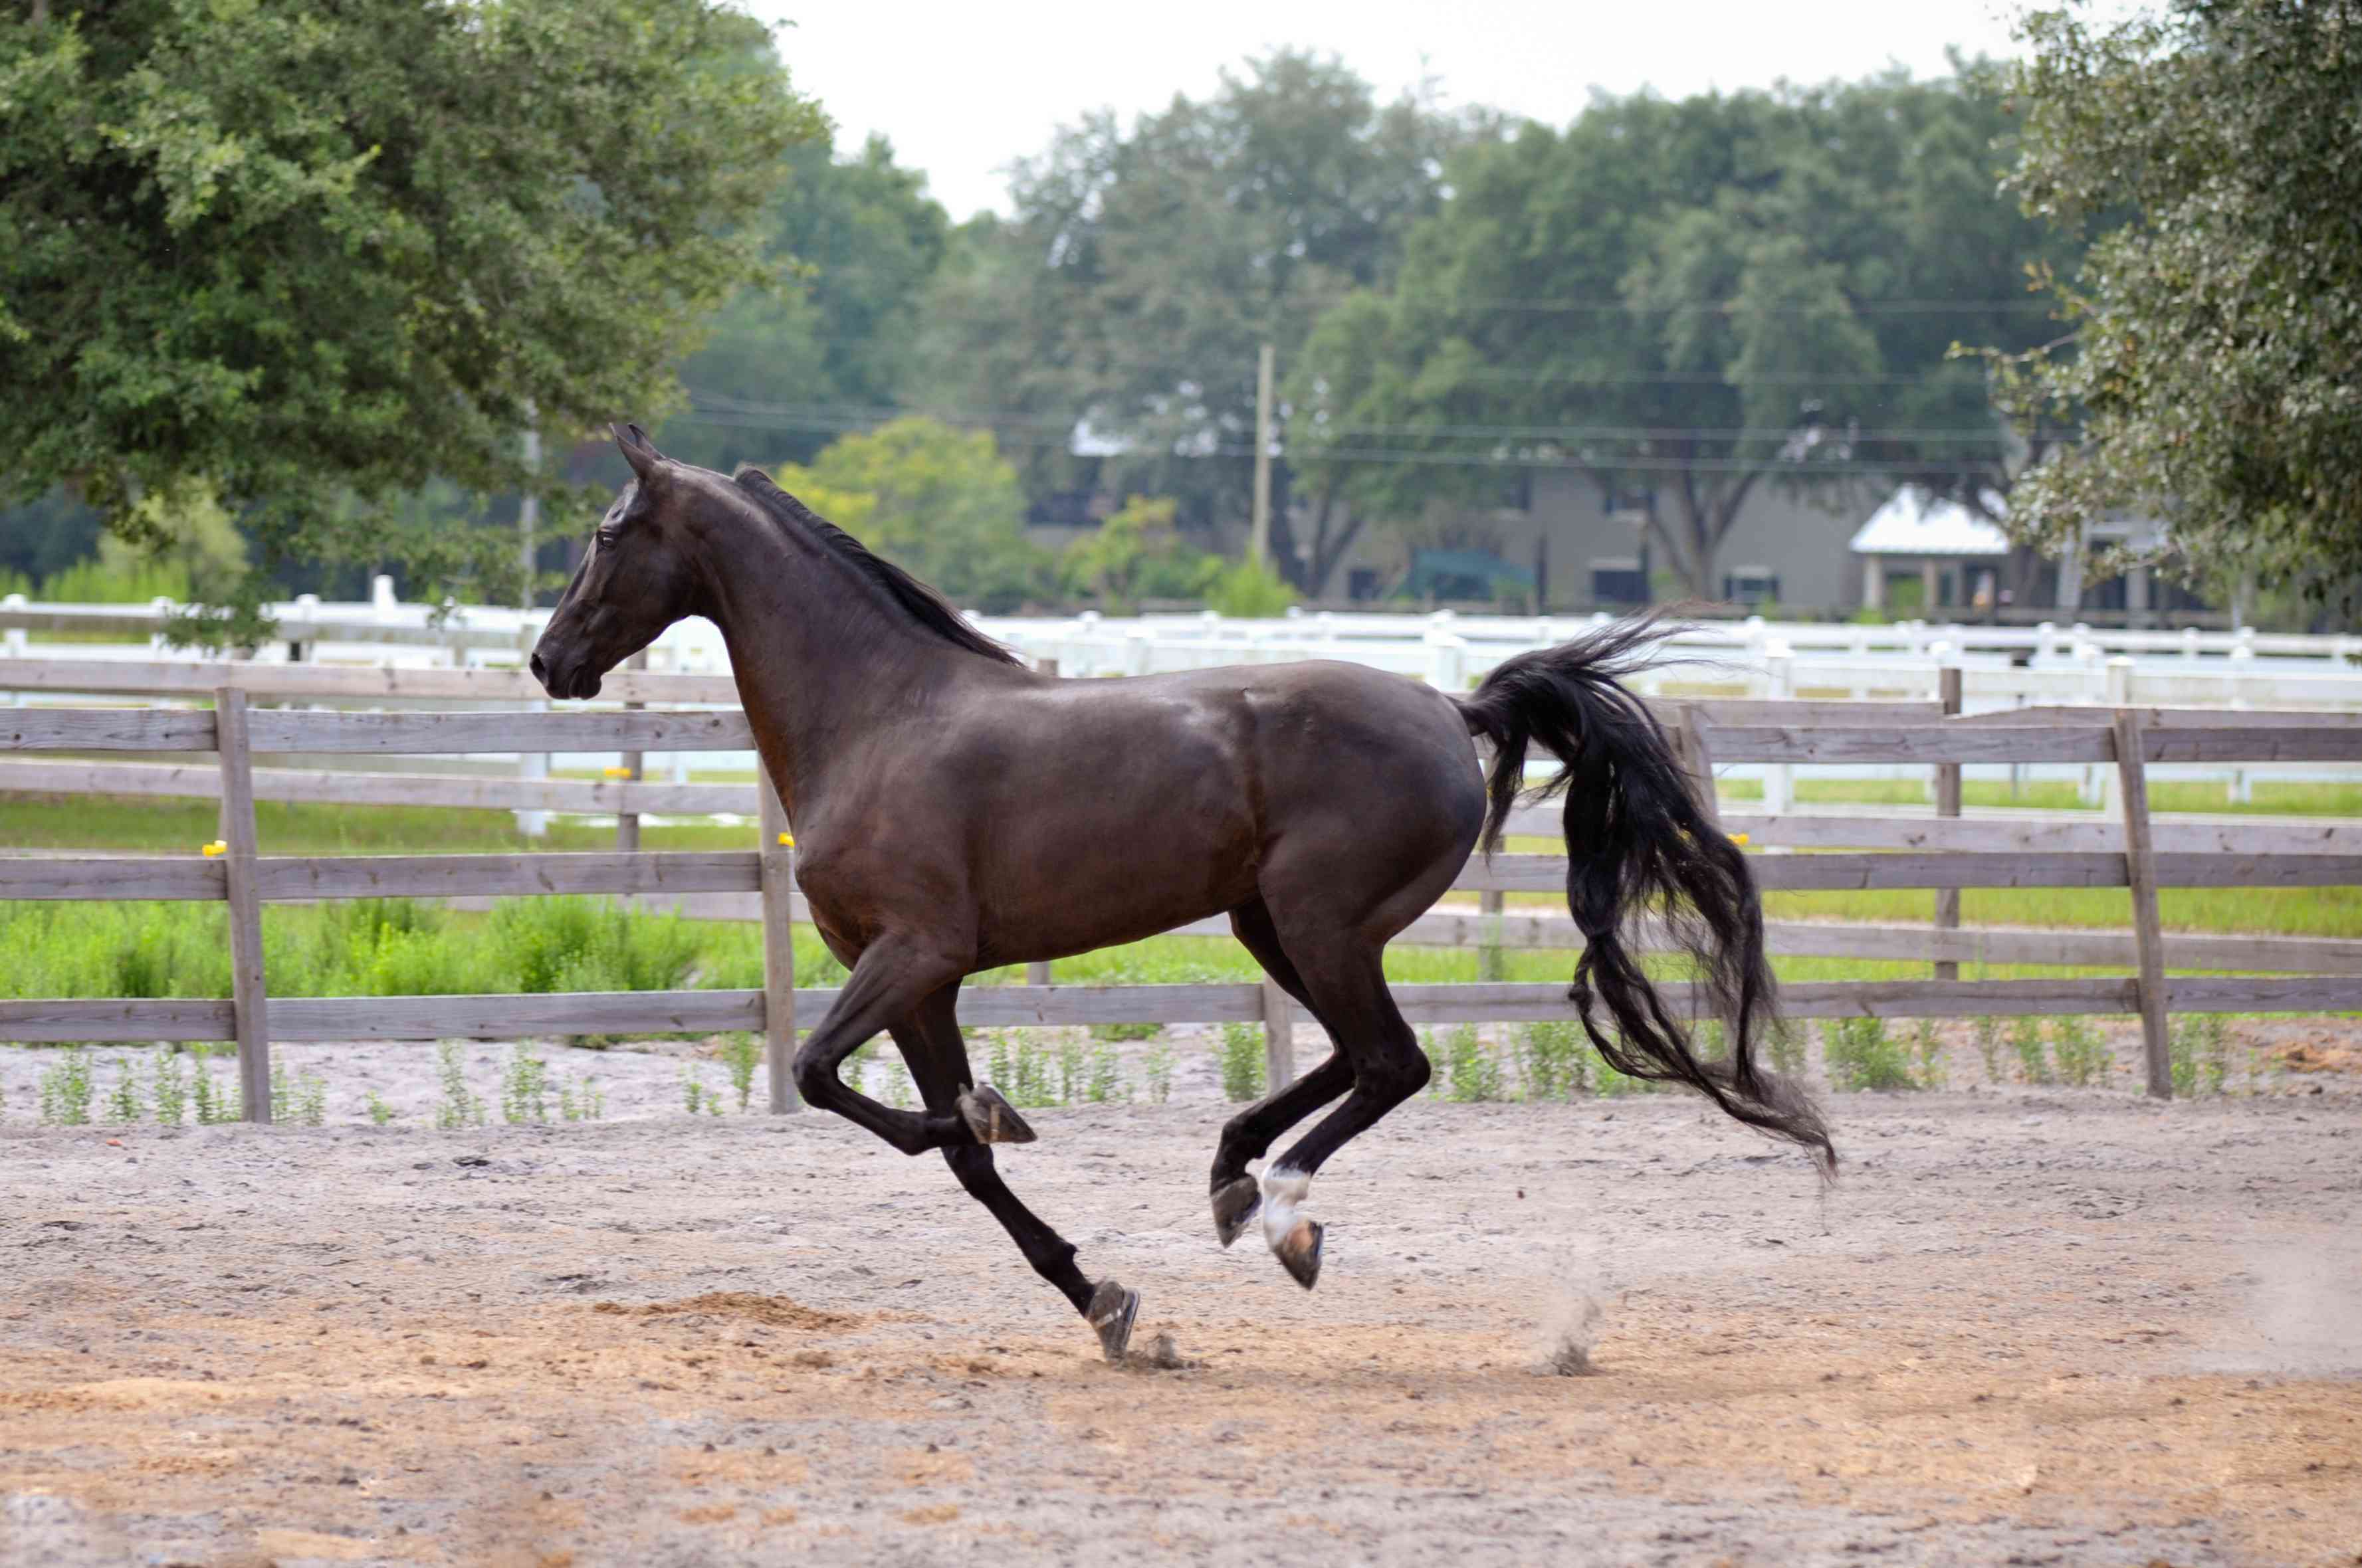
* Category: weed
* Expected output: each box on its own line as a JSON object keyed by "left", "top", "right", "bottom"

{"left": 1218, "top": 1023, "right": 1266, "bottom": 1102}
{"left": 1972, "top": 1017, "right": 2007, "bottom": 1084}
{"left": 106, "top": 1060, "right": 143, "bottom": 1124}
{"left": 1444, "top": 1025, "right": 1505, "bottom": 1102}
{"left": 1513, "top": 1021, "right": 1586, "bottom": 1101}
{"left": 557, "top": 1076, "right": 605, "bottom": 1122}
{"left": 1765, "top": 1019, "right": 1808, "bottom": 1080}
{"left": 2170, "top": 1014, "right": 2230, "bottom": 1097}
{"left": 681, "top": 1066, "right": 723, "bottom": 1116}
{"left": 1582, "top": 1037, "right": 1645, "bottom": 1098}
{"left": 1911, "top": 1021, "right": 1949, "bottom": 1090}
{"left": 1085, "top": 1040, "right": 1128, "bottom": 1104}
{"left": 366, "top": 1089, "right": 397, "bottom": 1126}
{"left": 1057, "top": 1036, "right": 1086, "bottom": 1106}
{"left": 269, "top": 1060, "right": 327, "bottom": 1126}
{"left": 501, "top": 1045, "right": 550, "bottom": 1124}
{"left": 876, "top": 1054, "right": 913, "bottom": 1109}
{"left": 1822, "top": 1016, "right": 1917, "bottom": 1092}
{"left": 152, "top": 1050, "right": 187, "bottom": 1126}
{"left": 2008, "top": 1016, "right": 2051, "bottom": 1085}
{"left": 2050, "top": 1016, "right": 2109, "bottom": 1087}
{"left": 39, "top": 1046, "right": 94, "bottom": 1125}
{"left": 1089, "top": 1021, "right": 1161, "bottom": 1042}
{"left": 720, "top": 1032, "right": 762, "bottom": 1113}
{"left": 1141, "top": 1038, "right": 1174, "bottom": 1104}
{"left": 434, "top": 1040, "right": 485, "bottom": 1129}
{"left": 190, "top": 1044, "right": 239, "bottom": 1124}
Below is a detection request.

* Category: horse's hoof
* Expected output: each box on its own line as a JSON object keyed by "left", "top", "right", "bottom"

{"left": 1211, "top": 1176, "right": 1261, "bottom": 1248}
{"left": 1273, "top": 1219, "right": 1324, "bottom": 1290}
{"left": 1087, "top": 1280, "right": 1140, "bottom": 1362}
{"left": 958, "top": 1085, "right": 1036, "bottom": 1145}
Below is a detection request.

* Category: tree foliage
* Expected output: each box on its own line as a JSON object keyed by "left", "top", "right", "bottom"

{"left": 906, "top": 50, "right": 1497, "bottom": 589}
{"left": 0, "top": 0, "right": 821, "bottom": 631}
{"left": 656, "top": 133, "right": 950, "bottom": 476}
{"left": 770, "top": 417, "right": 1043, "bottom": 611}
{"left": 1290, "top": 71, "right": 2074, "bottom": 597}
{"left": 1990, "top": 1, "right": 2362, "bottom": 596}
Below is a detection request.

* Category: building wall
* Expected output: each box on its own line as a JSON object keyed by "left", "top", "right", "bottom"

{"left": 1320, "top": 470, "right": 1883, "bottom": 613}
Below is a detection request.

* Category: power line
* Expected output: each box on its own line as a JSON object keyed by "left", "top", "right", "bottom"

{"left": 673, "top": 407, "right": 2006, "bottom": 474}
{"left": 682, "top": 389, "right": 2014, "bottom": 445}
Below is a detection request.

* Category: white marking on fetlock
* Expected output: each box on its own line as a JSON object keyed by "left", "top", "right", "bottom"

{"left": 1260, "top": 1167, "right": 1313, "bottom": 1256}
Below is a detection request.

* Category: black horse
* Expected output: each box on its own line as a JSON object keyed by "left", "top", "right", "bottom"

{"left": 532, "top": 425, "right": 1831, "bottom": 1359}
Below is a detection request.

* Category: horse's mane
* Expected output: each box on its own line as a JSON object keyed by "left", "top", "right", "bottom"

{"left": 730, "top": 466, "right": 1020, "bottom": 666}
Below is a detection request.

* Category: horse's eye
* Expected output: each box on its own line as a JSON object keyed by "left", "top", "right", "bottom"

{"left": 595, "top": 526, "right": 619, "bottom": 549}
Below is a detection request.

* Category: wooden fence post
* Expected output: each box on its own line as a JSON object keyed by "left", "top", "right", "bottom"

{"left": 756, "top": 757, "right": 801, "bottom": 1113}
{"left": 214, "top": 688, "right": 271, "bottom": 1124}
{"left": 1027, "top": 658, "right": 1059, "bottom": 990}
{"left": 2113, "top": 710, "right": 2173, "bottom": 1098}
{"left": 1933, "top": 664, "right": 1964, "bottom": 981}
{"left": 616, "top": 648, "right": 648, "bottom": 850}
{"left": 1262, "top": 975, "right": 1296, "bottom": 1089}
{"left": 1477, "top": 888, "right": 1506, "bottom": 982}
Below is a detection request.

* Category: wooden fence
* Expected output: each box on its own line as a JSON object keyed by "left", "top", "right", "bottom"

{"left": 5, "top": 674, "right": 2362, "bottom": 1120}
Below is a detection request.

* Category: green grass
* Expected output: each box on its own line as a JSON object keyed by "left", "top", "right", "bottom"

{"left": 0, "top": 779, "right": 2353, "bottom": 1037}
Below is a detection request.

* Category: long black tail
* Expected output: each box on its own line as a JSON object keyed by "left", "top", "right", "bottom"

{"left": 1453, "top": 609, "right": 1834, "bottom": 1170}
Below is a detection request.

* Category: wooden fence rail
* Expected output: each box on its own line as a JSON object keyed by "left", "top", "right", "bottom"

{"left": 5, "top": 696, "right": 2362, "bottom": 1115}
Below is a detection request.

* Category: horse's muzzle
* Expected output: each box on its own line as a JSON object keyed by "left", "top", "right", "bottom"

{"left": 528, "top": 648, "right": 601, "bottom": 701}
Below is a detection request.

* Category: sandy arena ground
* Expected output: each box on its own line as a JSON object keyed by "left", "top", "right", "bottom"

{"left": 4, "top": 1038, "right": 2361, "bottom": 1567}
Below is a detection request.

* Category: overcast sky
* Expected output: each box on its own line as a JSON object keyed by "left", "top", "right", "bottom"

{"left": 760, "top": 1, "right": 2032, "bottom": 222}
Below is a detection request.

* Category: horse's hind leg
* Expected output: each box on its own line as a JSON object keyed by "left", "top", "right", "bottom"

{"left": 1208, "top": 896, "right": 1352, "bottom": 1246}
{"left": 1245, "top": 937, "right": 1431, "bottom": 1291}
{"left": 889, "top": 986, "right": 1140, "bottom": 1361}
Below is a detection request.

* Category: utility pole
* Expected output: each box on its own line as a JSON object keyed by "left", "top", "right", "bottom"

{"left": 1248, "top": 342, "right": 1275, "bottom": 567}
{"left": 518, "top": 405, "right": 540, "bottom": 611}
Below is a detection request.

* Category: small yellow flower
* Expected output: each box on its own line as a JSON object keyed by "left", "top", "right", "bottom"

{"left": 1731, "top": 833, "right": 1751, "bottom": 846}
{"left": 776, "top": 833, "right": 795, "bottom": 848}
{"left": 201, "top": 840, "right": 228, "bottom": 858}
{"left": 601, "top": 765, "right": 633, "bottom": 779}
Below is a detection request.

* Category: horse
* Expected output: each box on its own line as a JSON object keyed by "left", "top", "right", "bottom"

{"left": 531, "top": 423, "right": 1832, "bottom": 1361}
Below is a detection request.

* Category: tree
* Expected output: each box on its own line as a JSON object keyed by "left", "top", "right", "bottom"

{"left": 0, "top": 0, "right": 821, "bottom": 633}
{"left": 656, "top": 134, "right": 950, "bottom": 476}
{"left": 1988, "top": 1, "right": 2362, "bottom": 597}
{"left": 905, "top": 50, "right": 1497, "bottom": 588}
{"left": 1289, "top": 72, "right": 2076, "bottom": 599}
{"left": 771, "top": 417, "right": 1045, "bottom": 611}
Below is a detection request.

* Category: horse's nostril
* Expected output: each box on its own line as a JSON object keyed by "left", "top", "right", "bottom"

{"left": 529, "top": 652, "right": 548, "bottom": 684}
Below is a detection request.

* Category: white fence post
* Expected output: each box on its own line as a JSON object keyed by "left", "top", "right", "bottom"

{"left": 2, "top": 594, "right": 23, "bottom": 707}
{"left": 1763, "top": 639, "right": 1794, "bottom": 814}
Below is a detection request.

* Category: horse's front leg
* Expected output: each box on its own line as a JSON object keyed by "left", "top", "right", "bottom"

{"left": 791, "top": 938, "right": 1000, "bottom": 1155}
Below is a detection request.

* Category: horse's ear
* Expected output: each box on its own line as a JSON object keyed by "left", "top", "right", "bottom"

{"left": 611, "top": 421, "right": 664, "bottom": 480}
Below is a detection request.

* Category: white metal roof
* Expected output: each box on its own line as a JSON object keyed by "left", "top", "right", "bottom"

{"left": 1848, "top": 485, "right": 2013, "bottom": 557}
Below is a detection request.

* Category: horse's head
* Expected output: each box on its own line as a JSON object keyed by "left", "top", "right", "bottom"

{"left": 530, "top": 423, "right": 706, "bottom": 700}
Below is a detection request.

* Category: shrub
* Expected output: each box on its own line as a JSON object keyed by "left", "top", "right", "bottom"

{"left": 2050, "top": 1016, "right": 2110, "bottom": 1088}
{"left": 39, "top": 1046, "right": 94, "bottom": 1126}
{"left": 501, "top": 1045, "right": 550, "bottom": 1124}
{"left": 1443, "top": 1025, "right": 1505, "bottom": 1102}
{"left": 434, "top": 1040, "right": 485, "bottom": 1129}
{"left": 1822, "top": 1016, "right": 1917, "bottom": 1092}
{"left": 152, "top": 1050, "right": 187, "bottom": 1126}
{"left": 1911, "top": 1021, "right": 1949, "bottom": 1090}
{"left": 1217, "top": 1023, "right": 1266, "bottom": 1103}
{"left": 720, "top": 1032, "right": 762, "bottom": 1113}
{"left": 1085, "top": 1041, "right": 1128, "bottom": 1103}
{"left": 1513, "top": 1021, "right": 1586, "bottom": 1101}
{"left": 2170, "top": 1014, "right": 2230, "bottom": 1096}
{"left": 1973, "top": 1017, "right": 2008, "bottom": 1084}
{"left": 2008, "top": 1016, "right": 2051, "bottom": 1085}
{"left": 106, "top": 1060, "right": 144, "bottom": 1124}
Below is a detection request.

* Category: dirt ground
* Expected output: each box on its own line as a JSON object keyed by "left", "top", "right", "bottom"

{"left": 4, "top": 1054, "right": 2361, "bottom": 1567}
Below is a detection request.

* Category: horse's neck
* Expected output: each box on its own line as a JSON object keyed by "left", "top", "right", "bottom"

{"left": 691, "top": 490, "right": 960, "bottom": 820}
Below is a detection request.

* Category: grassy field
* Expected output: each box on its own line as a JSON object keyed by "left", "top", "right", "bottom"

{"left": 0, "top": 784, "right": 2353, "bottom": 1011}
